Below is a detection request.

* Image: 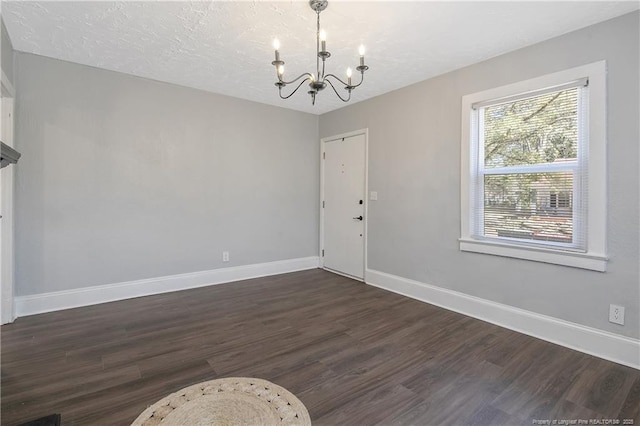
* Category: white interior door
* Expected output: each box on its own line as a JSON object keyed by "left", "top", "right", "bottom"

{"left": 1, "top": 87, "right": 16, "bottom": 325}
{"left": 322, "top": 133, "right": 366, "bottom": 279}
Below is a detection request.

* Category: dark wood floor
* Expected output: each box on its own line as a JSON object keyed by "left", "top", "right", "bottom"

{"left": 1, "top": 269, "right": 639, "bottom": 425}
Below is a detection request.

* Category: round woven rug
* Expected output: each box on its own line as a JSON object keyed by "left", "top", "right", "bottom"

{"left": 131, "top": 377, "right": 311, "bottom": 426}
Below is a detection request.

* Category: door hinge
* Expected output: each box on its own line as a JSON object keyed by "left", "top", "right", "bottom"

{"left": 322, "top": 201, "right": 325, "bottom": 208}
{"left": 323, "top": 152, "right": 326, "bottom": 159}
{"left": 322, "top": 249, "right": 325, "bottom": 257}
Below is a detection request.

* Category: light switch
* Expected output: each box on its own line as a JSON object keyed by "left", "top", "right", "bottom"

{"left": 370, "top": 191, "right": 378, "bottom": 201}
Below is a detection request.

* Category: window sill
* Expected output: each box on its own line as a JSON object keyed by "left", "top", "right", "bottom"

{"left": 459, "top": 238, "right": 607, "bottom": 272}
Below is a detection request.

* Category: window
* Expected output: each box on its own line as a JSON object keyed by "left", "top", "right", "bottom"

{"left": 550, "top": 191, "right": 571, "bottom": 209}
{"left": 460, "top": 62, "right": 607, "bottom": 271}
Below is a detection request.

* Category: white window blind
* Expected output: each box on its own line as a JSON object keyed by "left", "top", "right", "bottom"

{"left": 469, "top": 80, "right": 589, "bottom": 251}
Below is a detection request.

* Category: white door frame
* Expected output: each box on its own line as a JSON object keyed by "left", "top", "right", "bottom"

{"left": 1, "top": 69, "right": 16, "bottom": 324}
{"left": 319, "top": 128, "right": 369, "bottom": 280}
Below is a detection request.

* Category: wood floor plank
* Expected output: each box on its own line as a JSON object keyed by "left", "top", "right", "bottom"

{"left": 564, "top": 359, "right": 638, "bottom": 417}
{"left": 313, "top": 384, "right": 424, "bottom": 425}
{"left": 618, "top": 376, "right": 640, "bottom": 421}
{"left": 1, "top": 269, "right": 638, "bottom": 425}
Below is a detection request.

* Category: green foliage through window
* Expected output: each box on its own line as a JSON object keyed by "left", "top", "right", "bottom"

{"left": 480, "top": 88, "right": 579, "bottom": 244}
{"left": 483, "top": 88, "right": 578, "bottom": 168}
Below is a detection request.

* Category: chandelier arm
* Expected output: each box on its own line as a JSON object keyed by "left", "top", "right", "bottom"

{"left": 325, "top": 78, "right": 351, "bottom": 102}
{"left": 280, "top": 72, "right": 314, "bottom": 86}
{"left": 324, "top": 73, "right": 349, "bottom": 87}
{"left": 279, "top": 78, "right": 312, "bottom": 100}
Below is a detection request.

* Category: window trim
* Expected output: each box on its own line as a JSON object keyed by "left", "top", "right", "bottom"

{"left": 460, "top": 61, "right": 607, "bottom": 272}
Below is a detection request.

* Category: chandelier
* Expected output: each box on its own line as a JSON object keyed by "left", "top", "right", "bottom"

{"left": 271, "top": 0, "right": 369, "bottom": 105}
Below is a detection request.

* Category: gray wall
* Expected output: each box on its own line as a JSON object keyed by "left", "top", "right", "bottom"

{"left": 320, "top": 12, "right": 640, "bottom": 339}
{"left": 1, "top": 18, "right": 14, "bottom": 86}
{"left": 15, "top": 53, "right": 319, "bottom": 296}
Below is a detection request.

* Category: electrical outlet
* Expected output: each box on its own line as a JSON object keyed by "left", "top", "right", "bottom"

{"left": 609, "top": 304, "right": 624, "bottom": 325}
{"left": 222, "top": 251, "right": 230, "bottom": 262}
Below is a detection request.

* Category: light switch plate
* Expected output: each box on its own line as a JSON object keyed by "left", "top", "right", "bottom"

{"left": 370, "top": 191, "right": 378, "bottom": 201}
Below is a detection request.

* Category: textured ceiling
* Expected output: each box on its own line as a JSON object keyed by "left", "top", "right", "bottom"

{"left": 2, "top": 1, "right": 638, "bottom": 115}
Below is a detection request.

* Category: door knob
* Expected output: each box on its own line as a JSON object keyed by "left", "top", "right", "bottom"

{"left": 353, "top": 216, "right": 363, "bottom": 221}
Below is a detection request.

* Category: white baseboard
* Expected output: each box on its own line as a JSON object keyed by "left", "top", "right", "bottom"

{"left": 365, "top": 268, "right": 640, "bottom": 370}
{"left": 15, "top": 256, "right": 320, "bottom": 317}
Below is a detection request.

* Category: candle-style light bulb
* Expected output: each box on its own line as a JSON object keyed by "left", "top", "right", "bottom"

{"left": 278, "top": 65, "right": 284, "bottom": 77}
{"left": 346, "top": 67, "right": 352, "bottom": 86}
{"left": 310, "top": 73, "right": 316, "bottom": 82}
{"left": 358, "top": 44, "right": 365, "bottom": 67}
{"left": 320, "top": 29, "right": 327, "bottom": 52}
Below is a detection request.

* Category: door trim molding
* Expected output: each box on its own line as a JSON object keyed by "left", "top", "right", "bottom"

{"left": 1, "top": 72, "right": 16, "bottom": 325}
{"left": 319, "top": 129, "right": 369, "bottom": 276}
{"left": 1, "top": 70, "right": 15, "bottom": 97}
